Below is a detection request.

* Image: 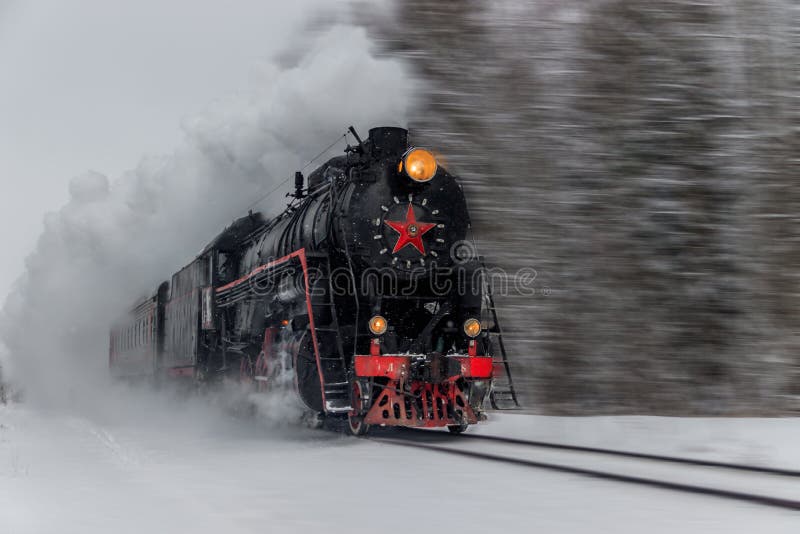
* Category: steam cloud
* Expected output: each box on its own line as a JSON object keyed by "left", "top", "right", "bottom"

{"left": 0, "top": 23, "right": 415, "bottom": 408}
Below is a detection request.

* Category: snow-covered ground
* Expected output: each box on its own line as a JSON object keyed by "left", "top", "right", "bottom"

{"left": 1, "top": 402, "right": 798, "bottom": 533}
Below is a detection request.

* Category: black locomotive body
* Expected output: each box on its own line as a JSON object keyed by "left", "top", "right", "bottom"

{"left": 110, "top": 127, "right": 518, "bottom": 434}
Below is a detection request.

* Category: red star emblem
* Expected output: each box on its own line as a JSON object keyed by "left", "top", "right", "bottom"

{"left": 385, "top": 204, "right": 436, "bottom": 255}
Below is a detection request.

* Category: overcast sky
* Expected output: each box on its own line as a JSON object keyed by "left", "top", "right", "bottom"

{"left": 0, "top": 0, "right": 333, "bottom": 306}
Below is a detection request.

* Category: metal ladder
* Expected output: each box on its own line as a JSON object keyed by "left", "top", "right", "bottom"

{"left": 482, "top": 265, "right": 521, "bottom": 410}
{"left": 305, "top": 252, "right": 351, "bottom": 413}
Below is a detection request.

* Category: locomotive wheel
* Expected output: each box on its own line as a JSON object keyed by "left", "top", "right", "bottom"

{"left": 347, "top": 381, "right": 370, "bottom": 436}
{"left": 447, "top": 423, "right": 469, "bottom": 434}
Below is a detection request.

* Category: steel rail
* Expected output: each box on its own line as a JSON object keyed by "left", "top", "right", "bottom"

{"left": 369, "top": 435, "right": 800, "bottom": 512}
{"left": 401, "top": 429, "right": 800, "bottom": 478}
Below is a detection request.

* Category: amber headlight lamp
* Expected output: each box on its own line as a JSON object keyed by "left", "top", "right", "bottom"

{"left": 398, "top": 148, "right": 438, "bottom": 183}
{"left": 463, "top": 318, "right": 481, "bottom": 338}
{"left": 368, "top": 315, "right": 388, "bottom": 336}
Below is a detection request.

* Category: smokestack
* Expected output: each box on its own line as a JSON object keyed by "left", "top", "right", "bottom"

{"left": 368, "top": 127, "right": 408, "bottom": 157}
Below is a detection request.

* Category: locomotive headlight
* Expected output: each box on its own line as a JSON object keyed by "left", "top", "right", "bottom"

{"left": 463, "top": 318, "right": 481, "bottom": 338}
{"left": 368, "top": 315, "right": 388, "bottom": 336}
{"left": 401, "top": 148, "right": 438, "bottom": 182}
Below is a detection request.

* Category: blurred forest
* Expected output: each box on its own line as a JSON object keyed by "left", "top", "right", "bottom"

{"left": 366, "top": 0, "right": 799, "bottom": 414}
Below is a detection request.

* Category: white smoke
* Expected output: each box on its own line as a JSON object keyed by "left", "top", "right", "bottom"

{"left": 0, "top": 22, "right": 416, "bottom": 409}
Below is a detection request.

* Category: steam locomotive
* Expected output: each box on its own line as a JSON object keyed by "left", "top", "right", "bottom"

{"left": 109, "top": 127, "right": 518, "bottom": 434}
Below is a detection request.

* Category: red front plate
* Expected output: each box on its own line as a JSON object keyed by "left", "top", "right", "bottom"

{"left": 454, "top": 356, "right": 493, "bottom": 378}
{"left": 354, "top": 355, "right": 410, "bottom": 380}
{"left": 354, "top": 355, "right": 493, "bottom": 379}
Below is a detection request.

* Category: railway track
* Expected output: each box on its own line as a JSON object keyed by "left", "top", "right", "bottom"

{"left": 368, "top": 429, "right": 800, "bottom": 512}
